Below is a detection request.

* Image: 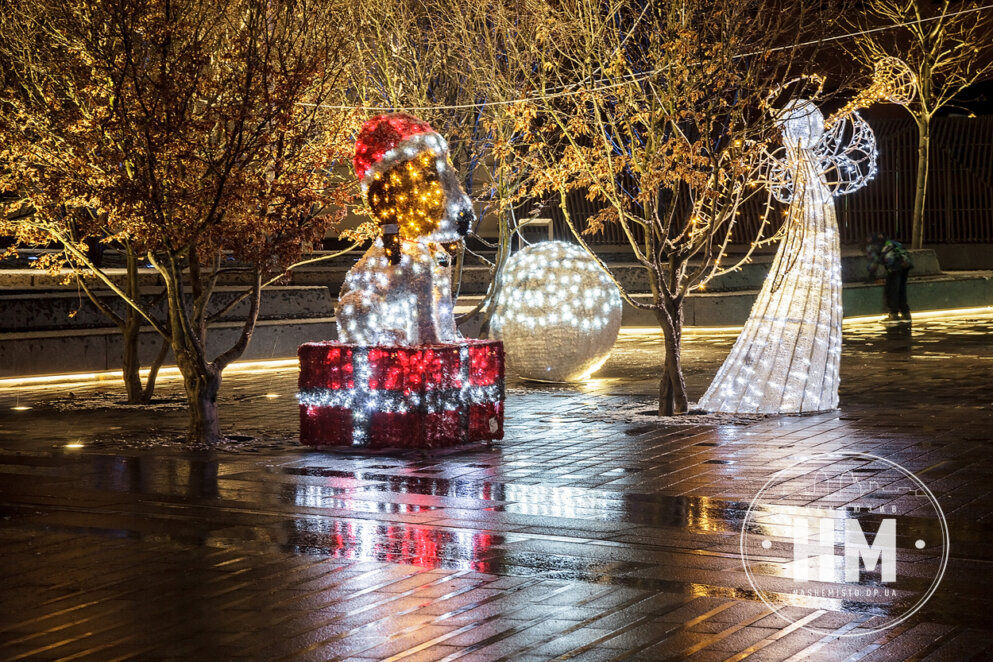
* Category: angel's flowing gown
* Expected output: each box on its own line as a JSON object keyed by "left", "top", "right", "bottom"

{"left": 698, "top": 152, "right": 843, "bottom": 414}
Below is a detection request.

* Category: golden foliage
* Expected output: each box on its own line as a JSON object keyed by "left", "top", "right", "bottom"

{"left": 0, "top": 0, "right": 356, "bottom": 270}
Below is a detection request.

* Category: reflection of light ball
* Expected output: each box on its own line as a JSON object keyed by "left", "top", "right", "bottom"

{"left": 778, "top": 99, "right": 823, "bottom": 148}
{"left": 490, "top": 241, "right": 623, "bottom": 382}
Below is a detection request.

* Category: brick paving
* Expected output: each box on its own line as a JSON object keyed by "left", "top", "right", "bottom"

{"left": 1, "top": 313, "right": 992, "bottom": 660}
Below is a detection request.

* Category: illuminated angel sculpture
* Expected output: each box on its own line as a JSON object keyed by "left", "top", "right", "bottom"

{"left": 336, "top": 113, "right": 476, "bottom": 345}
{"left": 699, "top": 60, "right": 916, "bottom": 414}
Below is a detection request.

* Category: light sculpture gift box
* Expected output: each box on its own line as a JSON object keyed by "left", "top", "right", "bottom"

{"left": 297, "top": 340, "right": 505, "bottom": 449}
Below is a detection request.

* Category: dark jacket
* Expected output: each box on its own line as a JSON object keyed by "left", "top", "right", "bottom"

{"left": 866, "top": 239, "right": 913, "bottom": 277}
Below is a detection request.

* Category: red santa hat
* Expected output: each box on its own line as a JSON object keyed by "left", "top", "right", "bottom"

{"left": 353, "top": 113, "right": 449, "bottom": 187}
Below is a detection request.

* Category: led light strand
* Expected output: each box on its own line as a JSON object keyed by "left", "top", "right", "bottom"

{"left": 297, "top": 341, "right": 505, "bottom": 447}
{"left": 337, "top": 113, "right": 474, "bottom": 347}
{"left": 297, "top": 384, "right": 503, "bottom": 413}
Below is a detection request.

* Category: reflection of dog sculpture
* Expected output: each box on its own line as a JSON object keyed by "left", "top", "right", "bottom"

{"left": 336, "top": 114, "right": 476, "bottom": 345}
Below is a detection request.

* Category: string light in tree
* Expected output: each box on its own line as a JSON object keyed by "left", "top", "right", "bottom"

{"left": 490, "top": 241, "right": 622, "bottom": 383}
{"left": 828, "top": 56, "right": 918, "bottom": 125}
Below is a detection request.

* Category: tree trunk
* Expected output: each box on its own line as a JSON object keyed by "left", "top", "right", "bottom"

{"left": 141, "top": 340, "right": 170, "bottom": 404}
{"left": 179, "top": 354, "right": 223, "bottom": 445}
{"left": 122, "top": 314, "right": 144, "bottom": 404}
{"left": 156, "top": 254, "right": 224, "bottom": 445}
{"left": 911, "top": 117, "right": 930, "bottom": 250}
{"left": 478, "top": 207, "right": 515, "bottom": 338}
{"left": 121, "top": 248, "right": 144, "bottom": 404}
{"left": 154, "top": 253, "right": 260, "bottom": 445}
{"left": 119, "top": 247, "right": 169, "bottom": 404}
{"left": 656, "top": 300, "right": 688, "bottom": 416}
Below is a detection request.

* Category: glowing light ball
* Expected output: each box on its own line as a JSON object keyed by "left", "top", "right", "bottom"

{"left": 490, "top": 241, "right": 622, "bottom": 382}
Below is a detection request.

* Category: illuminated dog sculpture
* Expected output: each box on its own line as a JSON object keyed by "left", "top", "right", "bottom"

{"left": 336, "top": 114, "right": 476, "bottom": 344}
{"left": 299, "top": 114, "right": 503, "bottom": 449}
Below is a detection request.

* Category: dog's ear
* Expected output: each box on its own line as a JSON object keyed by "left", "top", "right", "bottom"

{"left": 384, "top": 232, "right": 402, "bottom": 266}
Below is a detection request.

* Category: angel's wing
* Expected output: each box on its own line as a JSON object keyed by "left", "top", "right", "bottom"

{"left": 812, "top": 111, "right": 878, "bottom": 197}
{"left": 764, "top": 145, "right": 795, "bottom": 204}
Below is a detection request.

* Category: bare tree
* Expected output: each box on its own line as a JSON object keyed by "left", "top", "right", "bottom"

{"left": 846, "top": 0, "right": 993, "bottom": 248}
{"left": 0, "top": 0, "right": 355, "bottom": 443}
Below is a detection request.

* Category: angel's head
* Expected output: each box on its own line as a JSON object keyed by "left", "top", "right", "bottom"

{"left": 777, "top": 99, "right": 824, "bottom": 149}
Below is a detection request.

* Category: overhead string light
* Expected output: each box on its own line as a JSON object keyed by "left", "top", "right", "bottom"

{"left": 299, "top": 11, "right": 976, "bottom": 112}
{"left": 698, "top": 60, "right": 918, "bottom": 415}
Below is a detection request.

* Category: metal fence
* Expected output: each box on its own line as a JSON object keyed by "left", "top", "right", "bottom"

{"left": 542, "top": 116, "right": 993, "bottom": 246}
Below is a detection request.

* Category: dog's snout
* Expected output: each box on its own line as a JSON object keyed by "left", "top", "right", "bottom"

{"left": 456, "top": 209, "right": 475, "bottom": 237}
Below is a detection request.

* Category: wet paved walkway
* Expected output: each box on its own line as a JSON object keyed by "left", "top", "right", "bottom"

{"left": 1, "top": 313, "right": 992, "bottom": 660}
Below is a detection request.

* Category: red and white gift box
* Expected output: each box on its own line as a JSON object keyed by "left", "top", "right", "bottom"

{"left": 298, "top": 340, "right": 504, "bottom": 449}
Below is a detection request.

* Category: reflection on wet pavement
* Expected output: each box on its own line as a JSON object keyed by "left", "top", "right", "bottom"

{"left": 1, "top": 313, "right": 992, "bottom": 659}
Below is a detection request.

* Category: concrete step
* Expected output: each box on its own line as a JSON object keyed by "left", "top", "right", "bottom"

{"left": 450, "top": 249, "right": 940, "bottom": 296}
{"left": 622, "top": 271, "right": 993, "bottom": 327}
{"left": 0, "top": 286, "right": 334, "bottom": 332}
{"left": 1, "top": 271, "right": 988, "bottom": 378}
{"left": 0, "top": 265, "right": 295, "bottom": 290}
{"left": 0, "top": 249, "right": 941, "bottom": 297}
{"left": 0, "top": 317, "right": 335, "bottom": 378}
{"left": 285, "top": 248, "right": 943, "bottom": 296}
{"left": 0, "top": 268, "right": 166, "bottom": 290}
{"left": 452, "top": 271, "right": 993, "bottom": 328}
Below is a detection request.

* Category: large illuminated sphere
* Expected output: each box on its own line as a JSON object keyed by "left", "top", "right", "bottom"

{"left": 490, "top": 241, "right": 622, "bottom": 382}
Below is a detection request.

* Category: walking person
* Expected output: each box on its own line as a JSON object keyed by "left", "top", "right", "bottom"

{"left": 865, "top": 232, "right": 913, "bottom": 322}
